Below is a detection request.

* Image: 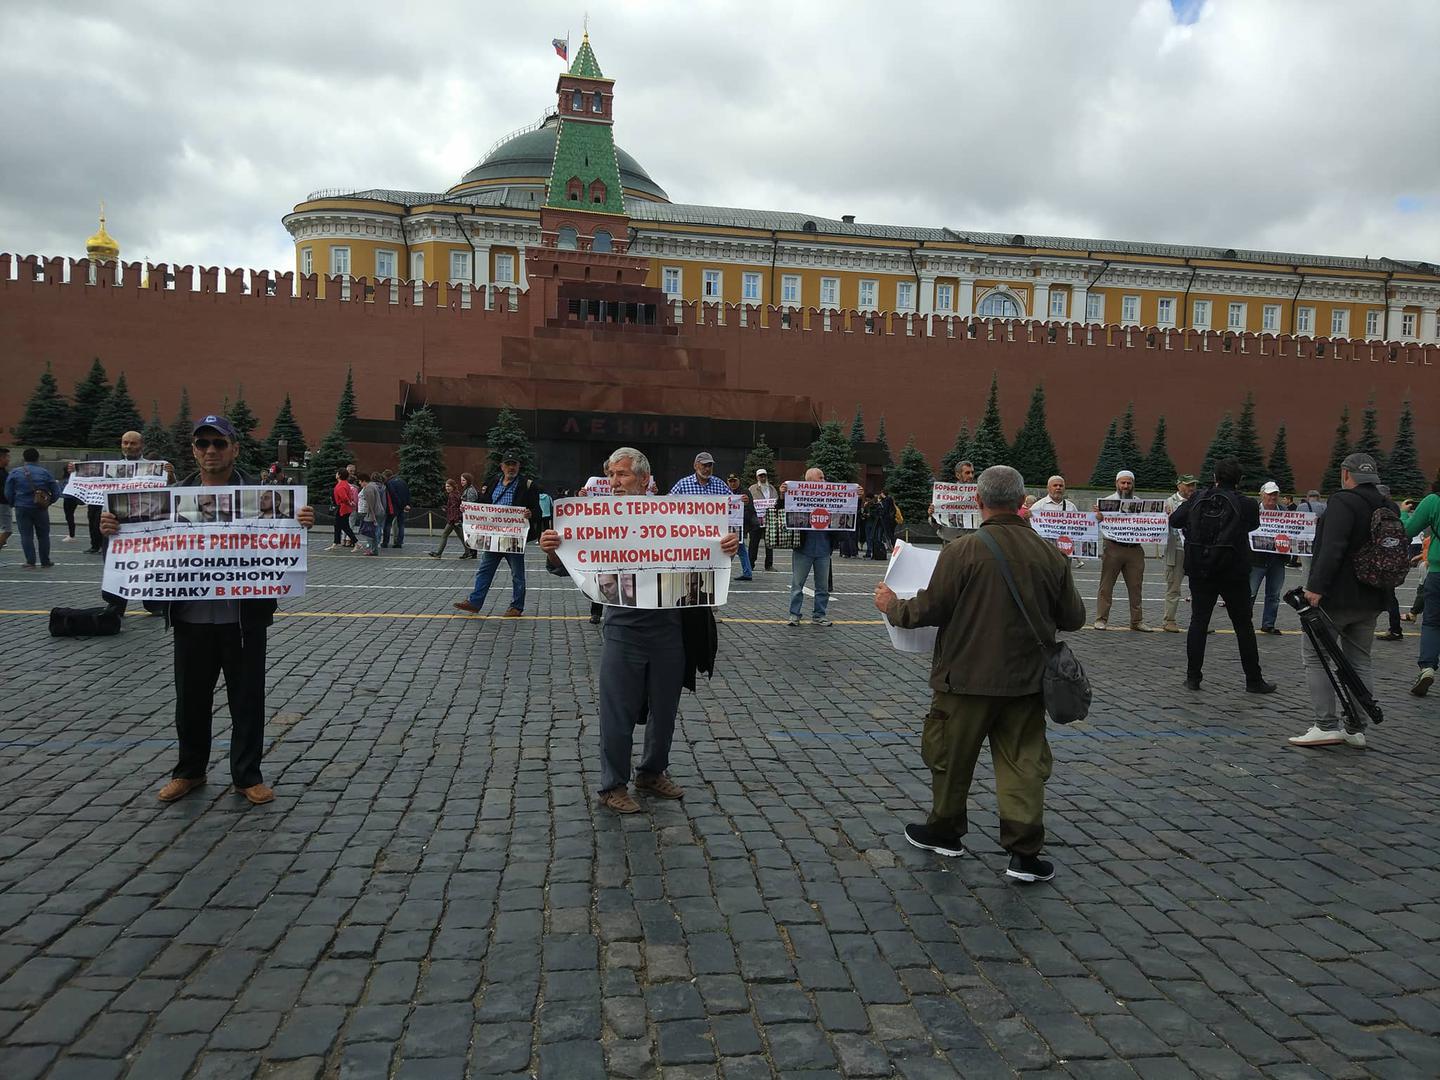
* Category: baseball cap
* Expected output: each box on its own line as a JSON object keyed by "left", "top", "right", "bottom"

{"left": 1307, "top": 489, "right": 1320, "bottom": 497}
{"left": 501, "top": 448, "right": 521, "bottom": 463}
{"left": 755, "top": 468, "right": 767, "bottom": 475}
{"left": 1260, "top": 481, "right": 1280, "bottom": 494}
{"left": 1176, "top": 474, "right": 1197, "bottom": 485}
{"left": 694, "top": 452, "right": 715, "bottom": 465}
{"left": 192, "top": 415, "right": 239, "bottom": 440}
{"left": 1341, "top": 453, "right": 1380, "bottom": 484}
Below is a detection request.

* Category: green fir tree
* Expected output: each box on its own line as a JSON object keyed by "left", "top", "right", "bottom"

{"left": 1009, "top": 383, "right": 1059, "bottom": 485}
{"left": 1265, "top": 423, "right": 1295, "bottom": 493}
{"left": 398, "top": 406, "right": 447, "bottom": 507}
{"left": 70, "top": 358, "right": 111, "bottom": 444}
{"left": 1320, "top": 406, "right": 1351, "bottom": 494}
{"left": 968, "top": 373, "right": 1009, "bottom": 470}
{"left": 87, "top": 371, "right": 144, "bottom": 448}
{"left": 848, "top": 406, "right": 865, "bottom": 446}
{"left": 1353, "top": 395, "right": 1387, "bottom": 473}
{"left": 1088, "top": 419, "right": 1124, "bottom": 487}
{"left": 874, "top": 414, "right": 893, "bottom": 467}
{"left": 885, "top": 437, "right": 933, "bottom": 528}
{"left": 262, "top": 393, "right": 308, "bottom": 466}
{"left": 939, "top": 419, "right": 972, "bottom": 480}
{"left": 1384, "top": 398, "right": 1427, "bottom": 498}
{"left": 1233, "top": 391, "right": 1267, "bottom": 490}
{"left": 1139, "top": 415, "right": 1177, "bottom": 490}
{"left": 743, "top": 434, "right": 778, "bottom": 483}
{"left": 306, "top": 423, "right": 351, "bottom": 508}
{"left": 171, "top": 386, "right": 193, "bottom": 450}
{"left": 483, "top": 407, "right": 536, "bottom": 486}
{"left": 13, "top": 363, "right": 73, "bottom": 445}
{"left": 336, "top": 366, "right": 358, "bottom": 426}
{"left": 1115, "top": 403, "right": 1142, "bottom": 471}
{"left": 141, "top": 401, "right": 178, "bottom": 465}
{"left": 1200, "top": 413, "right": 1238, "bottom": 483}
{"left": 806, "top": 418, "right": 859, "bottom": 484}
{"left": 226, "top": 387, "right": 267, "bottom": 472}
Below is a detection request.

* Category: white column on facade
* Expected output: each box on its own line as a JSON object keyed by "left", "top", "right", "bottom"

{"left": 517, "top": 244, "right": 529, "bottom": 290}
{"left": 917, "top": 274, "right": 936, "bottom": 316}
{"left": 956, "top": 278, "right": 976, "bottom": 318}
{"left": 1071, "top": 284, "right": 1089, "bottom": 324}
{"left": 1032, "top": 282, "right": 1051, "bottom": 322}
{"left": 1420, "top": 305, "right": 1439, "bottom": 344}
{"left": 1386, "top": 302, "right": 1405, "bottom": 341}
{"left": 471, "top": 241, "right": 492, "bottom": 288}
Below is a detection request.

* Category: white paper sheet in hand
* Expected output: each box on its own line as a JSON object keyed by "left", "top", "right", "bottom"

{"left": 883, "top": 540, "right": 941, "bottom": 653}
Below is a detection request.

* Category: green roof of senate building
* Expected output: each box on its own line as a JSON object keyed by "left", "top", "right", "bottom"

{"left": 455, "top": 116, "right": 668, "bottom": 201}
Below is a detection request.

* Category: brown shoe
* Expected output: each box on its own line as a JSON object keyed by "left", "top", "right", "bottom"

{"left": 502, "top": 607, "right": 522, "bottom": 618}
{"left": 453, "top": 600, "right": 480, "bottom": 613}
{"left": 635, "top": 772, "right": 684, "bottom": 799}
{"left": 1161, "top": 622, "right": 1181, "bottom": 633}
{"left": 157, "top": 776, "right": 205, "bottom": 802}
{"left": 236, "top": 783, "right": 274, "bottom": 805}
{"left": 598, "top": 786, "right": 640, "bottom": 814}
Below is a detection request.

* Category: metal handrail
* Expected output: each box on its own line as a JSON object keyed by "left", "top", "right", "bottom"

{"left": 479, "top": 111, "right": 557, "bottom": 163}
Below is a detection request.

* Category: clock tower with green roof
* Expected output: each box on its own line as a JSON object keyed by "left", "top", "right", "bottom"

{"left": 543, "top": 32, "right": 627, "bottom": 236}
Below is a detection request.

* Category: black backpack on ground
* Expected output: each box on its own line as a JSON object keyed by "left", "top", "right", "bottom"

{"left": 49, "top": 606, "right": 123, "bottom": 637}
{"left": 1185, "top": 487, "right": 1246, "bottom": 579}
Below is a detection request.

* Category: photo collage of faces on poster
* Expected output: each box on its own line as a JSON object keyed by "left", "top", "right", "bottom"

{"left": 107, "top": 486, "right": 301, "bottom": 525}
{"left": 584, "top": 569, "right": 724, "bottom": 610}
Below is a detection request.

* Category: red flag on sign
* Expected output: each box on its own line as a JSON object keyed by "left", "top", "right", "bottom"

{"left": 552, "top": 37, "right": 568, "bottom": 60}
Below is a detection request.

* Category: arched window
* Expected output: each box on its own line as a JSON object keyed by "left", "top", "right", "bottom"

{"left": 592, "top": 91, "right": 603, "bottom": 113}
{"left": 977, "top": 292, "right": 1021, "bottom": 318}
{"left": 571, "top": 89, "right": 583, "bottom": 111}
{"left": 592, "top": 230, "right": 612, "bottom": 253}
{"left": 557, "top": 227, "right": 578, "bottom": 250}
{"left": 589, "top": 179, "right": 607, "bottom": 204}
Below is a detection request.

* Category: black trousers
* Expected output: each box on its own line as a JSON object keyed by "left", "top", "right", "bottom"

{"left": 747, "top": 529, "right": 772, "bottom": 570}
{"left": 86, "top": 504, "right": 104, "bottom": 550}
{"left": 1187, "top": 576, "right": 1262, "bottom": 683}
{"left": 173, "top": 623, "right": 268, "bottom": 787}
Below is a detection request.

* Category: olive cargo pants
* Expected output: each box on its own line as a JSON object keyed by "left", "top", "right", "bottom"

{"left": 922, "top": 690, "right": 1051, "bottom": 856}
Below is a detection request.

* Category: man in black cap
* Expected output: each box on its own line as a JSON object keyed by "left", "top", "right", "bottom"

{"left": 100, "top": 414, "right": 315, "bottom": 805}
{"left": 453, "top": 448, "right": 542, "bottom": 617}
{"left": 1289, "top": 453, "right": 1398, "bottom": 749}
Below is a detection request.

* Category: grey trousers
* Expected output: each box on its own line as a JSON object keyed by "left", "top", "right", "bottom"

{"left": 1301, "top": 610, "right": 1377, "bottom": 732}
{"left": 598, "top": 637, "right": 685, "bottom": 792}
{"left": 1163, "top": 558, "right": 1184, "bottom": 624}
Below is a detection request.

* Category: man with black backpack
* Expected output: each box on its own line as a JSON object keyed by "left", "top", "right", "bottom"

{"left": 1169, "top": 457, "right": 1276, "bottom": 694}
{"left": 1288, "top": 453, "right": 1404, "bottom": 749}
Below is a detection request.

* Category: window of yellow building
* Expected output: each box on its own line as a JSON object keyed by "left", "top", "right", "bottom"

{"left": 1228, "top": 302, "right": 1246, "bottom": 331}
{"left": 1122, "top": 295, "right": 1140, "bottom": 324}
{"left": 781, "top": 274, "right": 801, "bottom": 305}
{"left": 1331, "top": 309, "right": 1349, "bottom": 338}
{"left": 936, "top": 282, "right": 953, "bottom": 312}
{"left": 662, "top": 266, "right": 681, "bottom": 296}
{"left": 1263, "top": 304, "right": 1280, "bottom": 332}
{"left": 1297, "top": 306, "right": 1314, "bottom": 334}
{"left": 301, "top": 248, "right": 313, "bottom": 276}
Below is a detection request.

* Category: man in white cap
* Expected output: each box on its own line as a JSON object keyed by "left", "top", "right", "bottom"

{"left": 748, "top": 467, "right": 778, "bottom": 571}
{"left": 670, "top": 451, "right": 729, "bottom": 497}
{"left": 1094, "top": 469, "right": 1156, "bottom": 631}
{"left": 1161, "top": 474, "right": 1198, "bottom": 632}
{"left": 1249, "top": 481, "right": 1288, "bottom": 634}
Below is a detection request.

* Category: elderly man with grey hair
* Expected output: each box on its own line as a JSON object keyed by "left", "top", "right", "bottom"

{"left": 1094, "top": 468, "right": 1156, "bottom": 631}
{"left": 875, "top": 465, "right": 1085, "bottom": 883}
{"left": 540, "top": 447, "right": 739, "bottom": 814}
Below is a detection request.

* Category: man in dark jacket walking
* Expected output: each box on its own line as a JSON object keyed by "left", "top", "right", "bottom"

{"left": 382, "top": 470, "right": 411, "bottom": 549}
{"left": 1169, "top": 457, "right": 1276, "bottom": 694}
{"left": 453, "top": 449, "right": 542, "bottom": 617}
{"left": 100, "top": 414, "right": 315, "bottom": 805}
{"left": 1289, "top": 453, "right": 1397, "bottom": 749}
{"left": 875, "top": 465, "right": 1086, "bottom": 883}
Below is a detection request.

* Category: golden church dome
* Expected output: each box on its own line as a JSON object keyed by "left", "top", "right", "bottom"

{"left": 86, "top": 205, "right": 120, "bottom": 261}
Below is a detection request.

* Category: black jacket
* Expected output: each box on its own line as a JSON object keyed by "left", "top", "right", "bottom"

{"left": 1306, "top": 483, "right": 1396, "bottom": 615}
{"left": 479, "top": 474, "right": 543, "bottom": 540}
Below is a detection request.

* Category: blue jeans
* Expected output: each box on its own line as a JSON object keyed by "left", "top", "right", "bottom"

{"left": 789, "top": 550, "right": 831, "bottom": 618}
{"left": 468, "top": 551, "right": 526, "bottom": 612}
{"left": 1420, "top": 572, "right": 1440, "bottom": 670}
{"left": 736, "top": 536, "right": 753, "bottom": 578}
{"left": 1249, "top": 560, "right": 1286, "bottom": 629}
{"left": 15, "top": 506, "right": 51, "bottom": 566}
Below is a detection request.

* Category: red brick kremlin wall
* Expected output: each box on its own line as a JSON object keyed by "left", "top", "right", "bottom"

{"left": 2, "top": 255, "right": 1436, "bottom": 490}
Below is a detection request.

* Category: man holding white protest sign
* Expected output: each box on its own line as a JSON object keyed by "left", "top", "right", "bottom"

{"left": 453, "top": 449, "right": 542, "bottom": 618}
{"left": 1093, "top": 470, "right": 1162, "bottom": 632}
{"left": 780, "top": 470, "right": 858, "bottom": 627}
{"left": 1029, "top": 475, "right": 1092, "bottom": 566}
{"left": 100, "top": 414, "right": 315, "bottom": 806}
{"left": 540, "top": 446, "right": 738, "bottom": 814}
{"left": 748, "top": 468, "right": 777, "bottom": 571}
{"left": 1249, "top": 481, "right": 1299, "bottom": 634}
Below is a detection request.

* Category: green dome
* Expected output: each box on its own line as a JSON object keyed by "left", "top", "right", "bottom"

{"left": 455, "top": 115, "right": 668, "bottom": 201}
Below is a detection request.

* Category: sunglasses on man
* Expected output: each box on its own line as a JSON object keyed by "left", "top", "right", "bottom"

{"left": 193, "top": 438, "right": 230, "bottom": 450}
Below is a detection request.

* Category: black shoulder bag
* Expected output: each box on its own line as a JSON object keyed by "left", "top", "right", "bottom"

{"left": 977, "top": 529, "right": 1091, "bottom": 725}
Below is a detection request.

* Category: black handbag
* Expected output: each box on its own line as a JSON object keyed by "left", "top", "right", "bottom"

{"left": 49, "top": 606, "right": 123, "bottom": 637}
{"left": 977, "top": 530, "right": 1091, "bottom": 724}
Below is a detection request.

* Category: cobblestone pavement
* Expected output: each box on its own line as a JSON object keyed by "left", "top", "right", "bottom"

{"left": 1, "top": 532, "right": 1437, "bottom": 1079}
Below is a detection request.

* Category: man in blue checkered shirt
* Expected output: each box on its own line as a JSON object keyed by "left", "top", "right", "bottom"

{"left": 669, "top": 451, "right": 730, "bottom": 497}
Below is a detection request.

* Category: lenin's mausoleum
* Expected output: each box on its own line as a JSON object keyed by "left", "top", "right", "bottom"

{"left": 3, "top": 34, "right": 1438, "bottom": 487}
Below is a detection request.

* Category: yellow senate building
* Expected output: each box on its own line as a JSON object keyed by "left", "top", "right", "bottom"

{"left": 286, "top": 35, "right": 1440, "bottom": 343}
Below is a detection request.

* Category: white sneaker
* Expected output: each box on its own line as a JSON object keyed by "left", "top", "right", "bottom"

{"left": 1343, "top": 730, "right": 1367, "bottom": 749}
{"left": 1132, "top": 623, "right": 1159, "bottom": 633}
{"left": 1092, "top": 619, "right": 1108, "bottom": 630}
{"left": 1412, "top": 668, "right": 1435, "bottom": 697}
{"left": 1288, "top": 726, "right": 1345, "bottom": 748}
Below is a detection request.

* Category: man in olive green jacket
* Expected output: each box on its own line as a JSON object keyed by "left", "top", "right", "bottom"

{"left": 875, "top": 465, "right": 1086, "bottom": 883}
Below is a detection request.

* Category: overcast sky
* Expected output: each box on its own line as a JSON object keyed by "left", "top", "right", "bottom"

{"left": 2, "top": 0, "right": 1436, "bottom": 273}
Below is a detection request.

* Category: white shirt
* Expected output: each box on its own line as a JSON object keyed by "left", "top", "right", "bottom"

{"left": 1030, "top": 495, "right": 1077, "bottom": 513}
